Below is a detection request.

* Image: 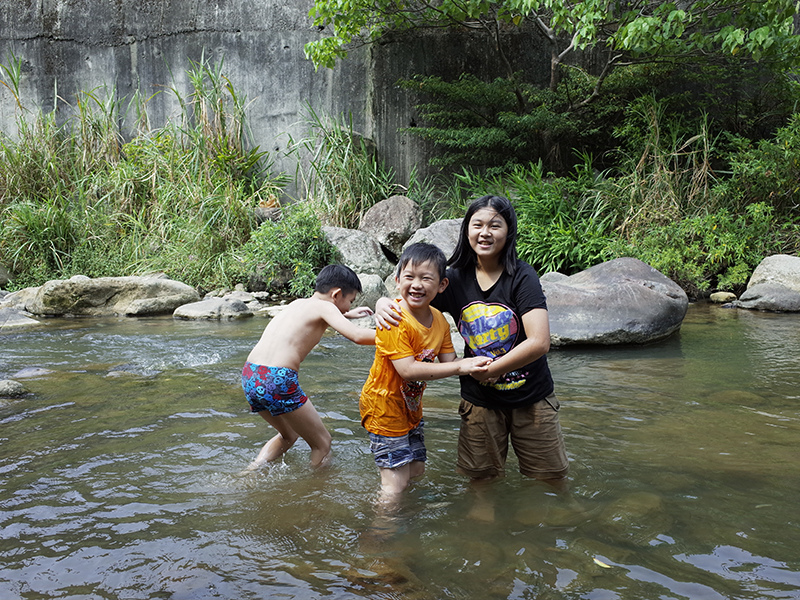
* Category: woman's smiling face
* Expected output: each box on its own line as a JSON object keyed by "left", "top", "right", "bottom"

{"left": 467, "top": 207, "right": 509, "bottom": 264}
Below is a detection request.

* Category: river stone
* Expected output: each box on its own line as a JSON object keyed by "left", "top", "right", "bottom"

{"left": 734, "top": 283, "right": 800, "bottom": 312}
{"left": 599, "top": 491, "right": 670, "bottom": 546}
{"left": 402, "top": 218, "right": 463, "bottom": 260}
{"left": 24, "top": 275, "right": 200, "bottom": 317}
{"left": 0, "top": 307, "right": 41, "bottom": 330}
{"left": 542, "top": 257, "right": 688, "bottom": 346}
{"left": 710, "top": 291, "right": 737, "bottom": 303}
{"left": 322, "top": 226, "right": 394, "bottom": 278}
{"left": 358, "top": 195, "right": 421, "bottom": 259}
{"left": 173, "top": 297, "right": 253, "bottom": 320}
{"left": 0, "top": 380, "right": 27, "bottom": 398}
{"left": 747, "top": 254, "right": 800, "bottom": 292}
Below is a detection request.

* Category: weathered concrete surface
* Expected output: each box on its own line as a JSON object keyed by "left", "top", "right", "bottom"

{"left": 0, "top": 1, "right": 555, "bottom": 191}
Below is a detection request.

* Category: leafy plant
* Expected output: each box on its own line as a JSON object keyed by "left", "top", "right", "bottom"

{"left": 237, "top": 202, "right": 339, "bottom": 297}
{"left": 605, "top": 202, "right": 782, "bottom": 296}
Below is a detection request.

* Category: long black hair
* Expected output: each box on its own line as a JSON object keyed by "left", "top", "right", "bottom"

{"left": 448, "top": 195, "right": 519, "bottom": 276}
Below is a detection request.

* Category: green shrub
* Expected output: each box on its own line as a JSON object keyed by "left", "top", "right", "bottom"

{"left": 715, "top": 113, "right": 800, "bottom": 216}
{"left": 238, "top": 203, "right": 339, "bottom": 297}
{"left": 605, "top": 202, "right": 782, "bottom": 296}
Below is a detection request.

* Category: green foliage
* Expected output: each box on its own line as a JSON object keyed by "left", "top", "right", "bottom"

{"left": 238, "top": 203, "right": 339, "bottom": 297}
{"left": 290, "top": 107, "right": 396, "bottom": 228}
{"left": 714, "top": 114, "right": 800, "bottom": 216}
{"left": 0, "top": 56, "right": 285, "bottom": 292}
{"left": 399, "top": 74, "right": 577, "bottom": 174}
{"left": 605, "top": 203, "right": 783, "bottom": 295}
{"left": 305, "top": 0, "right": 800, "bottom": 99}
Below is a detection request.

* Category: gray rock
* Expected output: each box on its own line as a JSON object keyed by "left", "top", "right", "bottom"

{"left": 0, "top": 380, "right": 27, "bottom": 398}
{"left": 542, "top": 257, "right": 688, "bottom": 346}
{"left": 0, "top": 263, "right": 10, "bottom": 288}
{"left": 734, "top": 283, "right": 800, "bottom": 312}
{"left": 322, "top": 226, "right": 394, "bottom": 278}
{"left": 0, "top": 307, "right": 41, "bottom": 330}
{"left": 403, "top": 218, "right": 463, "bottom": 261}
{"left": 354, "top": 273, "right": 388, "bottom": 314}
{"left": 173, "top": 297, "right": 254, "bottom": 320}
{"left": 359, "top": 195, "right": 422, "bottom": 258}
{"left": 22, "top": 275, "right": 200, "bottom": 317}
{"left": 12, "top": 367, "right": 53, "bottom": 379}
{"left": 748, "top": 254, "right": 800, "bottom": 292}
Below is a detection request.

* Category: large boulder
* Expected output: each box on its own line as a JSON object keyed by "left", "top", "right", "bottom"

{"left": 403, "top": 218, "right": 463, "bottom": 260}
{"left": 322, "top": 226, "right": 394, "bottom": 278}
{"left": 21, "top": 275, "right": 200, "bottom": 317}
{"left": 747, "top": 254, "right": 800, "bottom": 291}
{"left": 542, "top": 258, "right": 688, "bottom": 346}
{"left": 734, "top": 254, "right": 800, "bottom": 312}
{"left": 359, "top": 195, "right": 422, "bottom": 259}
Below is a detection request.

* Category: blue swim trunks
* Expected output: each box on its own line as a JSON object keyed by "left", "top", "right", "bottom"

{"left": 241, "top": 362, "right": 308, "bottom": 416}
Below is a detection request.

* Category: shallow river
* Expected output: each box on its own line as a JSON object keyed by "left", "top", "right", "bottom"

{"left": 1, "top": 303, "right": 798, "bottom": 599}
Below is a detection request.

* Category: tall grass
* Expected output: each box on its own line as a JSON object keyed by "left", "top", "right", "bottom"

{"left": 288, "top": 107, "right": 397, "bottom": 228}
{"left": 0, "top": 54, "right": 284, "bottom": 291}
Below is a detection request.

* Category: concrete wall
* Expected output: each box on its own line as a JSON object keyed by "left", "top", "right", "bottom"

{"left": 0, "top": 0, "right": 553, "bottom": 195}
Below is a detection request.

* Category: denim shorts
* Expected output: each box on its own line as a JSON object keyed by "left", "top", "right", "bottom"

{"left": 368, "top": 422, "right": 427, "bottom": 469}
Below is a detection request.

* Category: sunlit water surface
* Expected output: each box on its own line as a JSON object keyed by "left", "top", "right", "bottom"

{"left": 1, "top": 303, "right": 798, "bottom": 599}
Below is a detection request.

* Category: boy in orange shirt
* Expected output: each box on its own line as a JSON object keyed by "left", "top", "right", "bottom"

{"left": 359, "top": 243, "right": 491, "bottom": 502}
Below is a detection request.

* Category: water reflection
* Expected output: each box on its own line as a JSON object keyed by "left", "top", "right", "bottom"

{"left": 1, "top": 304, "right": 799, "bottom": 599}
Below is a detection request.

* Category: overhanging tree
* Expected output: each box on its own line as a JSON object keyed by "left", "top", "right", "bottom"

{"left": 305, "top": 0, "right": 800, "bottom": 107}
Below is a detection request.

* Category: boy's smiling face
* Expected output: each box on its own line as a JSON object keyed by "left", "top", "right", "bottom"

{"left": 396, "top": 259, "right": 448, "bottom": 311}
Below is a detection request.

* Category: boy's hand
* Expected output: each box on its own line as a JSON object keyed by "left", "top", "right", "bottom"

{"left": 345, "top": 306, "right": 374, "bottom": 319}
{"left": 374, "top": 297, "right": 402, "bottom": 330}
{"left": 457, "top": 356, "right": 492, "bottom": 375}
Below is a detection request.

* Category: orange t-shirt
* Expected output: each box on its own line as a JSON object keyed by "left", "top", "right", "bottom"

{"left": 359, "top": 304, "right": 455, "bottom": 437}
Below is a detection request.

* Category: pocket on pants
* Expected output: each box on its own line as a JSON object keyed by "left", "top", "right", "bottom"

{"left": 543, "top": 394, "right": 560, "bottom": 412}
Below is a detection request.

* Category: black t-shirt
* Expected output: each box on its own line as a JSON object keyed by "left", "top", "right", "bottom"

{"left": 432, "top": 260, "right": 554, "bottom": 409}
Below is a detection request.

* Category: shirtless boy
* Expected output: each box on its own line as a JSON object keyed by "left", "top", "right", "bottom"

{"left": 242, "top": 264, "right": 374, "bottom": 470}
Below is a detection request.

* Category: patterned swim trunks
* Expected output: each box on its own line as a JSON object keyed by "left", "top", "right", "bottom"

{"left": 241, "top": 362, "right": 308, "bottom": 416}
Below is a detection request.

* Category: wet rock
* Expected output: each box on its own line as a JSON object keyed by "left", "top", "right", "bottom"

{"left": 12, "top": 367, "right": 53, "bottom": 379}
{"left": 710, "top": 291, "right": 737, "bottom": 303}
{"left": 734, "top": 283, "right": 800, "bottom": 312}
{"left": 173, "top": 297, "right": 254, "bottom": 320}
{"left": 734, "top": 254, "right": 800, "bottom": 312}
{"left": 599, "top": 491, "right": 671, "bottom": 546}
{"left": 0, "top": 380, "right": 27, "bottom": 398}
{"left": 0, "top": 307, "right": 41, "bottom": 330}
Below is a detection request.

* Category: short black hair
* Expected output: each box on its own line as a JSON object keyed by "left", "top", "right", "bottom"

{"left": 397, "top": 243, "right": 447, "bottom": 281}
{"left": 448, "top": 195, "right": 519, "bottom": 276}
{"left": 314, "top": 264, "right": 362, "bottom": 295}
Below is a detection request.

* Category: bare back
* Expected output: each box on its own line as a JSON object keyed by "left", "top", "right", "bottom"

{"left": 246, "top": 297, "right": 334, "bottom": 371}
